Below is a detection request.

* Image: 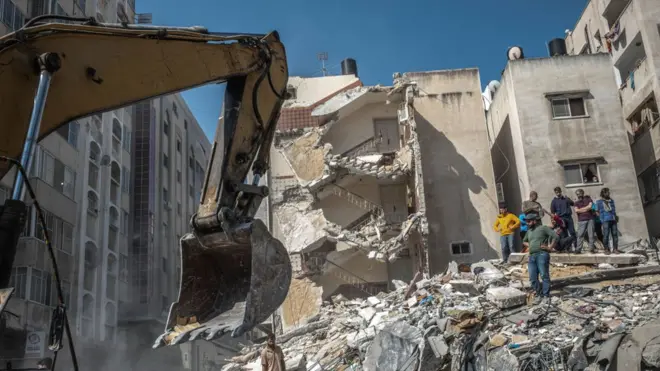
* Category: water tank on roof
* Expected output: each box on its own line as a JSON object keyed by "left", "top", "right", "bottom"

{"left": 507, "top": 46, "right": 524, "bottom": 61}
{"left": 548, "top": 38, "right": 568, "bottom": 57}
{"left": 341, "top": 58, "right": 358, "bottom": 77}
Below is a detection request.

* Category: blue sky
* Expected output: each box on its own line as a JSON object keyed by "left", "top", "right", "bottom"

{"left": 137, "top": 0, "right": 588, "bottom": 140}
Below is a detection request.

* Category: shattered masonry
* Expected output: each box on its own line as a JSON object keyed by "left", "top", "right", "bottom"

{"left": 222, "top": 241, "right": 660, "bottom": 371}
{"left": 270, "top": 81, "right": 430, "bottom": 274}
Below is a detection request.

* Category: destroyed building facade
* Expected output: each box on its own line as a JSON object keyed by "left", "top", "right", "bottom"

{"left": 266, "top": 62, "right": 501, "bottom": 331}
{"left": 565, "top": 0, "right": 660, "bottom": 239}
{"left": 486, "top": 53, "right": 649, "bottom": 245}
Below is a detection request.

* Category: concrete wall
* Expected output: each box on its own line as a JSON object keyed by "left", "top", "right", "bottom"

{"left": 406, "top": 69, "right": 500, "bottom": 275}
{"left": 287, "top": 75, "right": 360, "bottom": 108}
{"left": 322, "top": 102, "right": 399, "bottom": 155}
{"left": 503, "top": 54, "right": 648, "bottom": 243}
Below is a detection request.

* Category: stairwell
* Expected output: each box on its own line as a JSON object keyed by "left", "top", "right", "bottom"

{"left": 311, "top": 256, "right": 381, "bottom": 297}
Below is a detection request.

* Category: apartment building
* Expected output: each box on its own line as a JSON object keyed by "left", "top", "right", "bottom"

{"left": 267, "top": 63, "right": 501, "bottom": 331}
{"left": 565, "top": 0, "right": 660, "bottom": 237}
{"left": 486, "top": 52, "right": 648, "bottom": 246}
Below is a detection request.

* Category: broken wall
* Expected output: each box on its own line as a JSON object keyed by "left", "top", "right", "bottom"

{"left": 406, "top": 69, "right": 499, "bottom": 274}
{"left": 322, "top": 102, "right": 400, "bottom": 155}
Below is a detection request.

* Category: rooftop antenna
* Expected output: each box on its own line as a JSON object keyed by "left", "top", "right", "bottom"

{"left": 317, "top": 52, "right": 328, "bottom": 76}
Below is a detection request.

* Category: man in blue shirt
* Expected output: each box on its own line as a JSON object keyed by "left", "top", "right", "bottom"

{"left": 550, "top": 186, "right": 576, "bottom": 251}
{"left": 596, "top": 187, "right": 619, "bottom": 254}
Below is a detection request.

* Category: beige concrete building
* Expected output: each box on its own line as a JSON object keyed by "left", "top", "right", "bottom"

{"left": 486, "top": 53, "right": 648, "bottom": 245}
{"left": 565, "top": 0, "right": 660, "bottom": 238}
{"left": 267, "top": 64, "right": 500, "bottom": 331}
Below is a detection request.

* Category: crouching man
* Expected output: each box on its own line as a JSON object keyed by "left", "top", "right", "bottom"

{"left": 523, "top": 212, "right": 558, "bottom": 305}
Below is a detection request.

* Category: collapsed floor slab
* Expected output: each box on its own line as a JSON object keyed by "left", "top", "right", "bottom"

{"left": 508, "top": 252, "right": 644, "bottom": 265}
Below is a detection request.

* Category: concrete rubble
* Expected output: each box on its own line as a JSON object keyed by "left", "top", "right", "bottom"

{"left": 221, "top": 247, "right": 660, "bottom": 371}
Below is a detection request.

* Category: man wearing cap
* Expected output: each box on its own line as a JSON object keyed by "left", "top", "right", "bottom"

{"left": 523, "top": 212, "right": 557, "bottom": 305}
{"left": 493, "top": 202, "right": 521, "bottom": 264}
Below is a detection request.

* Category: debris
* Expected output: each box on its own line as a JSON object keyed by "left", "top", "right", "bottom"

{"left": 486, "top": 287, "right": 526, "bottom": 309}
{"left": 220, "top": 258, "right": 660, "bottom": 371}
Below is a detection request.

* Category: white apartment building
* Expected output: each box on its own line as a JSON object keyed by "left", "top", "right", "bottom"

{"left": 565, "top": 0, "right": 660, "bottom": 238}
{"left": 0, "top": 0, "right": 211, "bottom": 369}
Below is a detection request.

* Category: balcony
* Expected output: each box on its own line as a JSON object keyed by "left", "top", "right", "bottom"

{"left": 608, "top": 0, "right": 640, "bottom": 64}
{"left": 601, "top": 0, "right": 631, "bottom": 24}
{"left": 620, "top": 57, "right": 651, "bottom": 105}
{"left": 14, "top": 238, "right": 73, "bottom": 274}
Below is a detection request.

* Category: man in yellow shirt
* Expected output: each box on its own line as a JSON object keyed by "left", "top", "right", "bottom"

{"left": 493, "top": 203, "right": 521, "bottom": 264}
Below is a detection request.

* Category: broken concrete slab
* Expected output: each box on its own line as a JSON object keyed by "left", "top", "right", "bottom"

{"left": 486, "top": 287, "right": 526, "bottom": 309}
{"left": 448, "top": 280, "right": 480, "bottom": 296}
{"left": 274, "top": 201, "right": 328, "bottom": 254}
{"left": 508, "top": 252, "right": 643, "bottom": 265}
{"left": 427, "top": 336, "right": 449, "bottom": 358}
{"left": 550, "top": 265, "right": 660, "bottom": 289}
{"left": 471, "top": 261, "right": 505, "bottom": 284}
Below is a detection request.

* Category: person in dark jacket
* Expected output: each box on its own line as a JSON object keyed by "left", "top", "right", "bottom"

{"left": 550, "top": 186, "right": 576, "bottom": 249}
{"left": 574, "top": 189, "right": 596, "bottom": 253}
{"left": 596, "top": 187, "right": 620, "bottom": 254}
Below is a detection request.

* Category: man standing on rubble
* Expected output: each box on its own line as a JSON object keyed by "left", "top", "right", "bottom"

{"left": 523, "top": 212, "right": 557, "bottom": 305}
{"left": 522, "top": 191, "right": 550, "bottom": 220}
{"left": 261, "top": 333, "right": 286, "bottom": 371}
{"left": 550, "top": 187, "right": 576, "bottom": 250}
{"left": 596, "top": 187, "right": 620, "bottom": 255}
{"left": 493, "top": 202, "right": 521, "bottom": 264}
{"left": 574, "top": 189, "right": 596, "bottom": 254}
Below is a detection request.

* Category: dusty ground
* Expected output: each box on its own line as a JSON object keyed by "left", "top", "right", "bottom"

{"left": 505, "top": 262, "right": 597, "bottom": 281}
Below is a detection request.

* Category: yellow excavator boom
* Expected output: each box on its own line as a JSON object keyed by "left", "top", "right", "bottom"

{"left": 0, "top": 19, "right": 291, "bottom": 350}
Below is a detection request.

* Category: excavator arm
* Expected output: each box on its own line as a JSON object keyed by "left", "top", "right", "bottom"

{"left": 0, "top": 19, "right": 291, "bottom": 348}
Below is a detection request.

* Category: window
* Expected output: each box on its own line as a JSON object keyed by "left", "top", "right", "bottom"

{"left": 163, "top": 121, "right": 169, "bottom": 136}
{"left": 34, "top": 209, "right": 72, "bottom": 254}
{"left": 122, "top": 166, "right": 130, "bottom": 193}
{"left": 163, "top": 187, "right": 169, "bottom": 202}
{"left": 177, "top": 202, "right": 182, "bottom": 215}
{"left": 189, "top": 185, "right": 194, "bottom": 198}
{"left": 563, "top": 162, "right": 601, "bottom": 186}
{"left": 57, "top": 122, "right": 79, "bottom": 149}
{"left": 639, "top": 162, "right": 660, "bottom": 204}
{"left": 9, "top": 267, "right": 28, "bottom": 299}
{"left": 38, "top": 148, "right": 76, "bottom": 198}
{"left": 82, "top": 294, "right": 94, "bottom": 338}
{"left": 0, "top": 0, "right": 25, "bottom": 31}
{"left": 122, "top": 129, "right": 132, "bottom": 153}
{"left": 176, "top": 170, "right": 182, "bottom": 183}
{"left": 29, "top": 268, "right": 53, "bottom": 306}
{"left": 121, "top": 210, "right": 129, "bottom": 235}
{"left": 184, "top": 120, "right": 188, "bottom": 130}
{"left": 84, "top": 242, "right": 97, "bottom": 291}
{"left": 189, "top": 156, "right": 194, "bottom": 169}
{"left": 77, "top": 0, "right": 86, "bottom": 12}
{"left": 172, "top": 102, "right": 178, "bottom": 117}
{"left": 163, "top": 154, "right": 169, "bottom": 169}
{"left": 551, "top": 97, "right": 587, "bottom": 118}
{"left": 119, "top": 254, "right": 128, "bottom": 282}
{"left": 450, "top": 241, "right": 472, "bottom": 255}
{"left": 162, "top": 257, "right": 167, "bottom": 272}
{"left": 176, "top": 139, "right": 182, "bottom": 153}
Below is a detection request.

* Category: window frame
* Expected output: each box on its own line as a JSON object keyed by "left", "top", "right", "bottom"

{"left": 562, "top": 161, "right": 603, "bottom": 187}
{"left": 550, "top": 96, "right": 588, "bottom": 119}
{"left": 450, "top": 241, "right": 473, "bottom": 256}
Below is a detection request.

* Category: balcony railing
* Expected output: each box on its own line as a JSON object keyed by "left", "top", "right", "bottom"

{"left": 341, "top": 136, "right": 383, "bottom": 157}
{"left": 609, "top": 0, "right": 638, "bottom": 63}
{"left": 620, "top": 57, "right": 650, "bottom": 104}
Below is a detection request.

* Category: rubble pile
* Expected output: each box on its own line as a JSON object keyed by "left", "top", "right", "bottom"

{"left": 222, "top": 257, "right": 660, "bottom": 371}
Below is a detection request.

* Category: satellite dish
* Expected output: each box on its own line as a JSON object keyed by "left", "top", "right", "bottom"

{"left": 487, "top": 80, "right": 501, "bottom": 94}
{"left": 507, "top": 46, "right": 525, "bottom": 61}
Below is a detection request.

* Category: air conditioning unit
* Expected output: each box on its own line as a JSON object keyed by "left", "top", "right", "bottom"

{"left": 496, "top": 183, "right": 505, "bottom": 203}
{"left": 397, "top": 104, "right": 410, "bottom": 123}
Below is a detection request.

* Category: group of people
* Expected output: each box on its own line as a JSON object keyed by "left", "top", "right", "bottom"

{"left": 493, "top": 187, "right": 620, "bottom": 304}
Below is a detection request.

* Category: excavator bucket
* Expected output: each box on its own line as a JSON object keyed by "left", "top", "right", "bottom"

{"left": 153, "top": 218, "right": 292, "bottom": 348}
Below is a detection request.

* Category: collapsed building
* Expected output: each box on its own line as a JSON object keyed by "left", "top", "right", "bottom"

{"left": 266, "top": 62, "right": 501, "bottom": 331}
{"left": 223, "top": 242, "right": 660, "bottom": 371}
